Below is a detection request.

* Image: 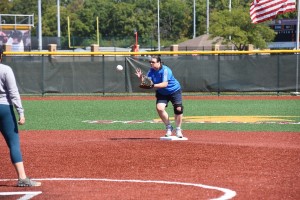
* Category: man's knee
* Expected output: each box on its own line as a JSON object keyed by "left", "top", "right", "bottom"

{"left": 173, "top": 104, "right": 183, "bottom": 115}
{"left": 157, "top": 103, "right": 167, "bottom": 112}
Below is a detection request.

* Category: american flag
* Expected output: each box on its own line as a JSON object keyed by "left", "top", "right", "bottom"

{"left": 250, "top": 0, "right": 296, "bottom": 24}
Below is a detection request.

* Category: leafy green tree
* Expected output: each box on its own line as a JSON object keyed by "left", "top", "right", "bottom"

{"left": 0, "top": 0, "right": 13, "bottom": 13}
{"left": 131, "top": 0, "right": 157, "bottom": 45}
{"left": 82, "top": 0, "right": 114, "bottom": 38}
{"left": 211, "top": 0, "right": 252, "bottom": 10}
{"left": 5, "top": 0, "right": 59, "bottom": 36}
{"left": 43, "top": 5, "right": 60, "bottom": 36}
{"left": 210, "top": 8, "right": 275, "bottom": 50}
{"left": 160, "top": 0, "right": 191, "bottom": 42}
{"left": 195, "top": 0, "right": 209, "bottom": 36}
{"left": 1, "top": 0, "right": 37, "bottom": 27}
{"left": 0, "top": 0, "right": 295, "bottom": 49}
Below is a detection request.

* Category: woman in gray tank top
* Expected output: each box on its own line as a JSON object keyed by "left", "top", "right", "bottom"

{"left": 0, "top": 48, "right": 41, "bottom": 187}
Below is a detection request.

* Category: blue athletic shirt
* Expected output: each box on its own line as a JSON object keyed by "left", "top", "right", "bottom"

{"left": 147, "top": 64, "right": 181, "bottom": 95}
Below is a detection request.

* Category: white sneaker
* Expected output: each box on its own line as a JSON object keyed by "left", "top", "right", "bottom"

{"left": 17, "top": 177, "right": 41, "bottom": 187}
{"left": 176, "top": 128, "right": 183, "bottom": 138}
{"left": 165, "top": 125, "right": 173, "bottom": 137}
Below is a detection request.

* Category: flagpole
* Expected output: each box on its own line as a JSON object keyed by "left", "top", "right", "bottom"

{"left": 292, "top": 0, "right": 300, "bottom": 95}
{"left": 206, "top": 0, "right": 209, "bottom": 34}
{"left": 229, "top": 0, "right": 232, "bottom": 41}
{"left": 193, "top": 0, "right": 196, "bottom": 38}
{"left": 57, "top": 0, "right": 61, "bottom": 49}
{"left": 38, "top": 0, "right": 42, "bottom": 51}
{"left": 157, "top": 0, "right": 160, "bottom": 51}
{"left": 297, "top": 0, "right": 299, "bottom": 50}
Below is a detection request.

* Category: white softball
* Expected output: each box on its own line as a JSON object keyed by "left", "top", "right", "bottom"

{"left": 116, "top": 65, "right": 123, "bottom": 71}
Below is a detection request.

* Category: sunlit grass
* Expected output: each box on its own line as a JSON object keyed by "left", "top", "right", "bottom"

{"left": 20, "top": 99, "right": 300, "bottom": 132}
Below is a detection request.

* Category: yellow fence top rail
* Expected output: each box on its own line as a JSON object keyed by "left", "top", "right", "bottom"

{"left": 3, "top": 49, "right": 300, "bottom": 56}
{"left": 0, "top": 25, "right": 32, "bottom": 30}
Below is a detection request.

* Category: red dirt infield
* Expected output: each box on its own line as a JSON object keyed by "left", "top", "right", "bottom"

{"left": 1, "top": 130, "right": 299, "bottom": 200}
{"left": 1, "top": 95, "right": 299, "bottom": 199}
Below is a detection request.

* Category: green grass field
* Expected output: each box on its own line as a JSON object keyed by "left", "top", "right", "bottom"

{"left": 20, "top": 99, "right": 300, "bottom": 132}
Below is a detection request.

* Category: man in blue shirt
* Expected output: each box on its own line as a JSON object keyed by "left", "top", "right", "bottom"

{"left": 135, "top": 55, "right": 184, "bottom": 138}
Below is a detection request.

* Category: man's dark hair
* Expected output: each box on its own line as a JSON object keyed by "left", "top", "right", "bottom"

{"left": 10, "top": 30, "right": 23, "bottom": 42}
{"left": 151, "top": 55, "right": 161, "bottom": 63}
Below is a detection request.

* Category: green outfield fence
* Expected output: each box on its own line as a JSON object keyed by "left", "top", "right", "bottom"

{"left": 2, "top": 50, "right": 300, "bottom": 95}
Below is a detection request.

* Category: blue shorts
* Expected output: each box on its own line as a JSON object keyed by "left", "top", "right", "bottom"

{"left": 156, "top": 89, "right": 182, "bottom": 106}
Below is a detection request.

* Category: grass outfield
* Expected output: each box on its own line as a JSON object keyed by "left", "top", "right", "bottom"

{"left": 19, "top": 99, "right": 300, "bottom": 132}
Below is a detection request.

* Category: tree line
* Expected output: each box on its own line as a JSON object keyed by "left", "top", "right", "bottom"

{"left": 0, "top": 0, "right": 296, "bottom": 50}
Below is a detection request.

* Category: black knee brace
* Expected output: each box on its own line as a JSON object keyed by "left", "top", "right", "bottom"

{"left": 174, "top": 104, "right": 183, "bottom": 115}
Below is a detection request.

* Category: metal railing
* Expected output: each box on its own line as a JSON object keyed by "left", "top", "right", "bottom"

{"left": 0, "top": 14, "right": 34, "bottom": 30}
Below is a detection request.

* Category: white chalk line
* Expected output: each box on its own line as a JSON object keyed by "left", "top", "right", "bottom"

{"left": 0, "top": 191, "right": 42, "bottom": 200}
{"left": 0, "top": 178, "right": 236, "bottom": 200}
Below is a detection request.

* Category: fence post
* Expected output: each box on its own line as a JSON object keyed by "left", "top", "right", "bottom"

{"left": 213, "top": 44, "right": 220, "bottom": 51}
{"left": 3, "top": 44, "right": 11, "bottom": 62}
{"left": 170, "top": 45, "right": 178, "bottom": 56}
{"left": 91, "top": 44, "right": 99, "bottom": 62}
{"left": 4, "top": 44, "right": 12, "bottom": 52}
{"left": 48, "top": 44, "right": 57, "bottom": 52}
{"left": 42, "top": 54, "right": 45, "bottom": 96}
{"left": 102, "top": 54, "right": 105, "bottom": 95}
{"left": 247, "top": 44, "right": 254, "bottom": 55}
{"left": 48, "top": 44, "right": 57, "bottom": 61}
{"left": 277, "top": 54, "right": 280, "bottom": 96}
{"left": 131, "top": 44, "right": 139, "bottom": 57}
{"left": 217, "top": 54, "right": 221, "bottom": 96}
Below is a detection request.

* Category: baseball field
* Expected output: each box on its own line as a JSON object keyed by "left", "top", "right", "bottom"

{"left": 0, "top": 95, "right": 299, "bottom": 199}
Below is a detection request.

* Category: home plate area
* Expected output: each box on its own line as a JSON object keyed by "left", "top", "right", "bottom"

{"left": 160, "top": 136, "right": 188, "bottom": 141}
